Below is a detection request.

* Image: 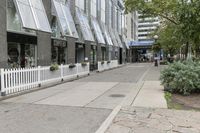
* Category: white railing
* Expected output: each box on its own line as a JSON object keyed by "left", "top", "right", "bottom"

{"left": 0, "top": 63, "right": 90, "bottom": 95}
{"left": 98, "top": 60, "right": 118, "bottom": 72}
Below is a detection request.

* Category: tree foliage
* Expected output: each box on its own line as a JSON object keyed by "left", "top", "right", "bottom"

{"left": 125, "top": 0, "right": 200, "bottom": 57}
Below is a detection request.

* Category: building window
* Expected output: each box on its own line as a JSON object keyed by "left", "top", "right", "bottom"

{"left": 8, "top": 43, "right": 37, "bottom": 68}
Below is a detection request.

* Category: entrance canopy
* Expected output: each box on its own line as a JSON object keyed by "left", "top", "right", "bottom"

{"left": 13, "top": 0, "right": 51, "bottom": 33}
{"left": 76, "top": 8, "right": 95, "bottom": 42}
{"left": 52, "top": 0, "right": 79, "bottom": 38}
{"left": 100, "top": 23, "right": 113, "bottom": 46}
{"left": 129, "top": 40, "right": 154, "bottom": 47}
{"left": 91, "top": 17, "right": 105, "bottom": 44}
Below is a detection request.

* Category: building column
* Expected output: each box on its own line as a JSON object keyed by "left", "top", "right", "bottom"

{"left": 97, "top": 44, "right": 102, "bottom": 61}
{"left": 0, "top": 0, "right": 8, "bottom": 68}
{"left": 67, "top": 37, "right": 76, "bottom": 64}
{"left": 37, "top": 32, "right": 51, "bottom": 66}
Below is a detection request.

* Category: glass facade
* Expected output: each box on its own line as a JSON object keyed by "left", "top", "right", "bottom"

{"left": 52, "top": 0, "right": 79, "bottom": 38}
{"left": 76, "top": 8, "right": 94, "bottom": 42}
{"left": 109, "top": 28, "right": 119, "bottom": 47}
{"left": 100, "top": 0, "right": 106, "bottom": 23}
{"left": 100, "top": 23, "right": 113, "bottom": 46}
{"left": 7, "top": 0, "right": 35, "bottom": 34}
{"left": 13, "top": 0, "right": 51, "bottom": 32}
{"left": 91, "top": 18, "right": 105, "bottom": 44}
{"left": 91, "top": 0, "right": 97, "bottom": 18}
{"left": 114, "top": 30, "right": 123, "bottom": 48}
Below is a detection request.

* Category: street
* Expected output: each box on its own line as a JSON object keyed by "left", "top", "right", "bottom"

{"left": 0, "top": 63, "right": 152, "bottom": 133}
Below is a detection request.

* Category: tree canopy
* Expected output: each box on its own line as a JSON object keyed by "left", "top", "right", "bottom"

{"left": 125, "top": 0, "right": 200, "bottom": 57}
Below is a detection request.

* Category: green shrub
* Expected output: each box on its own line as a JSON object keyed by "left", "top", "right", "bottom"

{"left": 50, "top": 63, "right": 59, "bottom": 71}
{"left": 81, "top": 62, "right": 87, "bottom": 67}
{"left": 160, "top": 60, "right": 200, "bottom": 95}
{"left": 69, "top": 64, "right": 76, "bottom": 69}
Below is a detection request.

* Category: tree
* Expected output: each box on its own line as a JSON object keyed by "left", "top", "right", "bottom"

{"left": 155, "top": 23, "right": 181, "bottom": 57}
{"left": 125, "top": 0, "right": 200, "bottom": 58}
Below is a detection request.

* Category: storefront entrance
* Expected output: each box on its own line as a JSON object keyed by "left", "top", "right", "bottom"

{"left": 76, "top": 43, "right": 85, "bottom": 63}
{"left": 51, "top": 40, "right": 67, "bottom": 65}
{"left": 7, "top": 32, "right": 37, "bottom": 68}
{"left": 101, "top": 47, "right": 106, "bottom": 61}
{"left": 119, "top": 48, "right": 123, "bottom": 64}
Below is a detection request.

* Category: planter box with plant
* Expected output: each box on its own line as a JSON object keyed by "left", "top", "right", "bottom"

{"left": 81, "top": 62, "right": 87, "bottom": 67}
{"left": 50, "top": 64, "right": 59, "bottom": 71}
{"left": 69, "top": 64, "right": 76, "bottom": 69}
{"left": 101, "top": 61, "right": 104, "bottom": 65}
{"left": 107, "top": 61, "right": 111, "bottom": 64}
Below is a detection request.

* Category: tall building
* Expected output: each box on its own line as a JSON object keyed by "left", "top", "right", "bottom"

{"left": 0, "top": 0, "right": 130, "bottom": 69}
{"left": 127, "top": 12, "right": 160, "bottom": 62}
{"left": 137, "top": 14, "right": 160, "bottom": 42}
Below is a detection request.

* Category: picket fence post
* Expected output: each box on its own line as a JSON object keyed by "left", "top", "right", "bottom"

{"left": 1, "top": 69, "right": 5, "bottom": 96}
{"left": 38, "top": 66, "right": 41, "bottom": 87}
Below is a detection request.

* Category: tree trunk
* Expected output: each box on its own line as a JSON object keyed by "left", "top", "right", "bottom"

{"left": 185, "top": 42, "right": 189, "bottom": 59}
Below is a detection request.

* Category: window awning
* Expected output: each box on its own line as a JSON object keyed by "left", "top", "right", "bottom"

{"left": 52, "top": 0, "right": 79, "bottom": 38}
{"left": 76, "top": 8, "right": 95, "bottom": 42}
{"left": 91, "top": 17, "right": 105, "bottom": 44}
{"left": 114, "top": 30, "right": 123, "bottom": 48}
{"left": 14, "top": 0, "right": 51, "bottom": 33}
{"left": 109, "top": 28, "right": 119, "bottom": 47}
{"left": 100, "top": 22, "right": 113, "bottom": 46}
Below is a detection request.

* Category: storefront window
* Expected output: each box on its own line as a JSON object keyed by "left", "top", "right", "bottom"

{"left": 8, "top": 43, "right": 37, "bottom": 68}
{"left": 51, "top": 40, "right": 67, "bottom": 65}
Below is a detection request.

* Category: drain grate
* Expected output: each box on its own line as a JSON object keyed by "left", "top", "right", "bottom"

{"left": 109, "top": 94, "right": 125, "bottom": 98}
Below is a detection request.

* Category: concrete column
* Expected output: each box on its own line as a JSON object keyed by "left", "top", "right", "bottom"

{"left": 67, "top": 37, "right": 76, "bottom": 64}
{"left": 85, "top": 42, "right": 91, "bottom": 61}
{"left": 37, "top": 32, "right": 51, "bottom": 66}
{"left": 97, "top": 45, "right": 102, "bottom": 61}
{"left": 0, "top": 0, "right": 8, "bottom": 68}
{"left": 37, "top": 0, "right": 51, "bottom": 66}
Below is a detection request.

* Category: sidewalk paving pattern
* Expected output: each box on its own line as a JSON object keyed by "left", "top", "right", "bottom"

{"left": 1, "top": 63, "right": 199, "bottom": 133}
{"left": 105, "top": 65, "right": 200, "bottom": 133}
{"left": 0, "top": 63, "right": 152, "bottom": 133}
{"left": 106, "top": 106, "right": 200, "bottom": 133}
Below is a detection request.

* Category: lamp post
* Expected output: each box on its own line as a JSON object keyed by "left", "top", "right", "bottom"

{"left": 153, "top": 35, "right": 159, "bottom": 66}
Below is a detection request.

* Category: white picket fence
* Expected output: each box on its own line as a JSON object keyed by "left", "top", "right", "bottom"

{"left": 98, "top": 60, "right": 118, "bottom": 72}
{"left": 0, "top": 63, "right": 90, "bottom": 95}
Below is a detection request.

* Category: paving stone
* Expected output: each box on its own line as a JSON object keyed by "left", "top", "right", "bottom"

{"left": 106, "top": 107, "right": 200, "bottom": 133}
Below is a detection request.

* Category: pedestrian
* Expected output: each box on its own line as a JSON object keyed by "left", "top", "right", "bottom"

{"left": 154, "top": 54, "right": 158, "bottom": 67}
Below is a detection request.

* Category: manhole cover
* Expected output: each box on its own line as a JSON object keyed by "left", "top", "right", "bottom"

{"left": 109, "top": 94, "right": 125, "bottom": 98}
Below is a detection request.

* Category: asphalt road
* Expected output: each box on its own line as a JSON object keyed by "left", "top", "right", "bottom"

{"left": 0, "top": 63, "right": 152, "bottom": 133}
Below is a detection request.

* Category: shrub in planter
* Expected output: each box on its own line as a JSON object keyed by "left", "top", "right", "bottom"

{"left": 160, "top": 60, "right": 200, "bottom": 95}
{"left": 69, "top": 64, "right": 76, "bottom": 69}
{"left": 101, "top": 61, "right": 104, "bottom": 65}
{"left": 160, "top": 60, "right": 168, "bottom": 65}
{"left": 50, "top": 64, "right": 59, "bottom": 71}
{"left": 81, "top": 62, "right": 87, "bottom": 67}
{"left": 107, "top": 61, "right": 111, "bottom": 64}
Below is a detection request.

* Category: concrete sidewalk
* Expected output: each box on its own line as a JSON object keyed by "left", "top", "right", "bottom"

{"left": 132, "top": 81, "right": 167, "bottom": 108}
